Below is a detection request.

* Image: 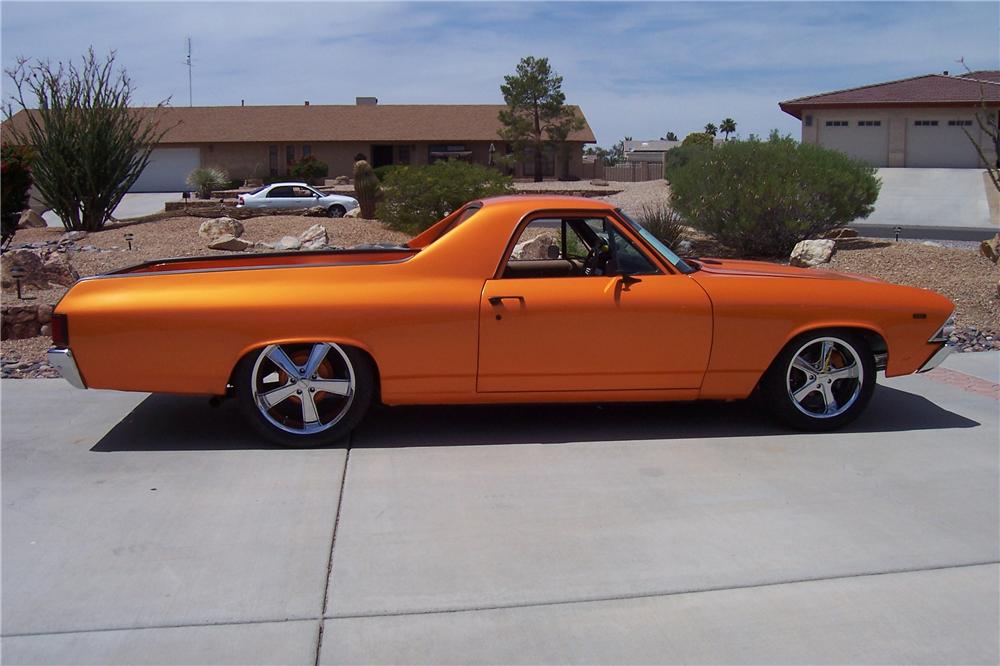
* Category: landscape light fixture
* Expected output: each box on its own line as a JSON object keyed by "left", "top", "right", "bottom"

{"left": 894, "top": 226, "right": 902, "bottom": 242}
{"left": 124, "top": 232, "right": 135, "bottom": 251}
{"left": 9, "top": 266, "right": 34, "bottom": 301}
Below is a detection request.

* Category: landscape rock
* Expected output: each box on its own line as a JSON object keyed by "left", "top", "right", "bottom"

{"left": 589, "top": 179, "right": 609, "bottom": 186}
{"left": 298, "top": 224, "right": 328, "bottom": 250}
{"left": 790, "top": 239, "right": 836, "bottom": 268}
{"left": 303, "top": 206, "right": 329, "bottom": 217}
{"left": 198, "top": 217, "right": 244, "bottom": 241}
{"left": 512, "top": 233, "right": 558, "bottom": 260}
{"left": 344, "top": 207, "right": 361, "bottom": 218}
{"left": 822, "top": 227, "right": 859, "bottom": 240}
{"left": 275, "top": 236, "right": 302, "bottom": 251}
{"left": 18, "top": 210, "right": 46, "bottom": 229}
{"left": 980, "top": 234, "right": 999, "bottom": 264}
{"left": 1, "top": 249, "right": 79, "bottom": 290}
{"left": 208, "top": 234, "right": 253, "bottom": 252}
{"left": 676, "top": 239, "right": 693, "bottom": 254}
{"left": 60, "top": 230, "right": 87, "bottom": 242}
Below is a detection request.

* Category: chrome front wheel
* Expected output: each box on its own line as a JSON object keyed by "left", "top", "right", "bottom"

{"left": 785, "top": 337, "right": 864, "bottom": 419}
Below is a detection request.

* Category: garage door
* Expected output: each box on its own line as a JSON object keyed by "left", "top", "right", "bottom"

{"left": 129, "top": 147, "right": 201, "bottom": 192}
{"left": 818, "top": 119, "right": 888, "bottom": 167}
{"left": 905, "top": 118, "right": 982, "bottom": 168}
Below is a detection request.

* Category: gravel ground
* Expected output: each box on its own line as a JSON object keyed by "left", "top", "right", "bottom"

{"left": 597, "top": 180, "right": 671, "bottom": 217}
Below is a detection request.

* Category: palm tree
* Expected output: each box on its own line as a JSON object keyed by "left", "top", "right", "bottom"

{"left": 704, "top": 123, "right": 718, "bottom": 137}
{"left": 720, "top": 118, "right": 737, "bottom": 140}
{"left": 664, "top": 131, "right": 678, "bottom": 141}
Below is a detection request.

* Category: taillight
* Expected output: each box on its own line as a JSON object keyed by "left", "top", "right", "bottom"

{"left": 238, "top": 196, "right": 245, "bottom": 206}
{"left": 51, "top": 314, "right": 69, "bottom": 347}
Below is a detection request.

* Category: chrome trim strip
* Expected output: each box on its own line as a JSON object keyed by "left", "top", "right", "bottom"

{"left": 46, "top": 348, "right": 87, "bottom": 389}
{"left": 917, "top": 345, "right": 951, "bottom": 373}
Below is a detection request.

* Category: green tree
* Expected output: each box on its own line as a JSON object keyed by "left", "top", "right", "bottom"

{"left": 669, "top": 133, "right": 880, "bottom": 256}
{"left": 682, "top": 132, "right": 714, "bottom": 148}
{"left": 1, "top": 144, "right": 33, "bottom": 249}
{"left": 664, "top": 131, "right": 679, "bottom": 141}
{"left": 499, "top": 56, "right": 584, "bottom": 182}
{"left": 720, "top": 118, "right": 737, "bottom": 140}
{"left": 703, "top": 123, "right": 718, "bottom": 137}
{"left": 4, "top": 49, "right": 170, "bottom": 231}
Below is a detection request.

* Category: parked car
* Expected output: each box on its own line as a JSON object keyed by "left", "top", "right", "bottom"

{"left": 237, "top": 183, "right": 359, "bottom": 217}
{"left": 47, "top": 196, "right": 953, "bottom": 447}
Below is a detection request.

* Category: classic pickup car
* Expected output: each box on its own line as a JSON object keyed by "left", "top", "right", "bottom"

{"left": 48, "top": 195, "right": 953, "bottom": 447}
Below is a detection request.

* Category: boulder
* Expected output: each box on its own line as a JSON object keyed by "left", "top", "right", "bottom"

{"left": 344, "top": 207, "right": 361, "bottom": 218}
{"left": 208, "top": 234, "right": 253, "bottom": 252}
{"left": 275, "top": 236, "right": 302, "bottom": 251}
{"left": 590, "top": 179, "right": 609, "bottom": 186}
{"left": 299, "top": 224, "right": 328, "bottom": 250}
{"left": 980, "top": 233, "right": 999, "bottom": 264}
{"left": 821, "top": 227, "right": 859, "bottom": 240}
{"left": 60, "top": 230, "right": 87, "bottom": 242}
{"left": 512, "top": 233, "right": 558, "bottom": 260}
{"left": 1, "top": 249, "right": 78, "bottom": 290}
{"left": 303, "top": 206, "right": 328, "bottom": 217}
{"left": 789, "top": 239, "right": 836, "bottom": 268}
{"left": 18, "top": 209, "right": 46, "bottom": 229}
{"left": 198, "top": 217, "right": 244, "bottom": 241}
{"left": 676, "top": 239, "right": 693, "bottom": 254}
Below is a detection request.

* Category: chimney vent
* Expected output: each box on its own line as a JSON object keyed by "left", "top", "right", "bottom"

{"left": 356, "top": 96, "right": 378, "bottom": 106}
{"left": 241, "top": 99, "right": 245, "bottom": 107}
{"left": 304, "top": 100, "right": 310, "bottom": 106}
{"left": 943, "top": 70, "right": 949, "bottom": 76}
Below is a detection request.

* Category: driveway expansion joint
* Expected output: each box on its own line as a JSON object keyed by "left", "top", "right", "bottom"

{"left": 0, "top": 616, "right": 316, "bottom": 639}
{"left": 325, "top": 560, "right": 1000, "bottom": 621}
{"left": 314, "top": 441, "right": 351, "bottom": 666}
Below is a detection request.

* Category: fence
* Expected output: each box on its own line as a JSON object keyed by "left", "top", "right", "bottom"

{"left": 581, "top": 160, "right": 663, "bottom": 182}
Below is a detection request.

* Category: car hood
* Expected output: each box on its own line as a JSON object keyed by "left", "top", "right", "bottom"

{"left": 687, "top": 257, "right": 882, "bottom": 282}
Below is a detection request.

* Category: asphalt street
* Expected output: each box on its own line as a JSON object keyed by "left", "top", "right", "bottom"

{"left": 2, "top": 353, "right": 998, "bottom": 665}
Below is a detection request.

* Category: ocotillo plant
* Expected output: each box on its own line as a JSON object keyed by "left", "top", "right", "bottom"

{"left": 353, "top": 160, "right": 380, "bottom": 219}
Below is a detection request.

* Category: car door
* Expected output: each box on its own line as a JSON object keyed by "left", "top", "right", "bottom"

{"left": 288, "top": 185, "right": 320, "bottom": 209}
{"left": 265, "top": 185, "right": 297, "bottom": 209}
{"left": 477, "top": 215, "right": 713, "bottom": 393}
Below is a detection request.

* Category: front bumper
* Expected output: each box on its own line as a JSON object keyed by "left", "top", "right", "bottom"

{"left": 917, "top": 344, "right": 951, "bottom": 373}
{"left": 47, "top": 348, "right": 87, "bottom": 389}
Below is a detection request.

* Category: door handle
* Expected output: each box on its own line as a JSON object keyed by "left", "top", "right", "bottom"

{"left": 488, "top": 295, "right": 524, "bottom": 305}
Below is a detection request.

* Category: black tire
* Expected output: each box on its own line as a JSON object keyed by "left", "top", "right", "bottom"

{"left": 759, "top": 329, "right": 876, "bottom": 431}
{"left": 235, "top": 342, "right": 375, "bottom": 448}
{"left": 328, "top": 205, "right": 346, "bottom": 218}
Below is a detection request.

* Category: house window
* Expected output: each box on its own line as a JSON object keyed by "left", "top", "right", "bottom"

{"left": 824, "top": 120, "right": 849, "bottom": 127}
{"left": 398, "top": 145, "right": 411, "bottom": 165}
{"left": 947, "top": 120, "right": 973, "bottom": 127}
{"left": 286, "top": 145, "right": 295, "bottom": 169}
{"left": 804, "top": 115, "right": 813, "bottom": 127}
{"left": 302, "top": 145, "right": 312, "bottom": 158}
{"left": 857, "top": 120, "right": 881, "bottom": 127}
{"left": 428, "top": 144, "right": 471, "bottom": 164}
{"left": 268, "top": 145, "right": 278, "bottom": 176}
{"left": 914, "top": 120, "right": 939, "bottom": 127}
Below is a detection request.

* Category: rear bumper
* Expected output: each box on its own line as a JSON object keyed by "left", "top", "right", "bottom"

{"left": 47, "top": 348, "right": 87, "bottom": 389}
{"left": 917, "top": 344, "right": 951, "bottom": 373}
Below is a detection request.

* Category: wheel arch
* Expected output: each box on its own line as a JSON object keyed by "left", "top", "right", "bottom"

{"left": 760, "top": 323, "right": 889, "bottom": 382}
{"left": 226, "top": 337, "right": 383, "bottom": 398}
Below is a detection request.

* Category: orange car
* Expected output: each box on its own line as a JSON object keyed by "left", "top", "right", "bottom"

{"left": 48, "top": 195, "right": 954, "bottom": 446}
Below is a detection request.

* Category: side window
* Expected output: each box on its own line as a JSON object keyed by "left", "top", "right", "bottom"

{"left": 503, "top": 217, "right": 659, "bottom": 278}
{"left": 267, "top": 186, "right": 293, "bottom": 198}
{"left": 291, "top": 186, "right": 314, "bottom": 197}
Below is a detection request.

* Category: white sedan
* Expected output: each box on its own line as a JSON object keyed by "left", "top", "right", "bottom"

{"left": 237, "top": 183, "right": 359, "bottom": 217}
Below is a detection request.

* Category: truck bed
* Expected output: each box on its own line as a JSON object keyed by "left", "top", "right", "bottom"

{"left": 110, "top": 246, "right": 418, "bottom": 276}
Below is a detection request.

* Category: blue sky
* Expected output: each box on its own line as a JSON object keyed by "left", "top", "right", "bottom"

{"left": 2, "top": 1, "right": 998, "bottom": 146}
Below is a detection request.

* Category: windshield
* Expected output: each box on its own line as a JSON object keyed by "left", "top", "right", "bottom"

{"left": 617, "top": 209, "right": 694, "bottom": 274}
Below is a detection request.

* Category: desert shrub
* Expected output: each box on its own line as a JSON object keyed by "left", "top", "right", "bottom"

{"left": 663, "top": 145, "right": 707, "bottom": 180}
{"left": 669, "top": 134, "right": 880, "bottom": 257}
{"left": 638, "top": 204, "right": 686, "bottom": 248}
{"left": 373, "top": 164, "right": 402, "bottom": 181}
{"left": 290, "top": 155, "right": 329, "bottom": 183}
{"left": 1, "top": 144, "right": 33, "bottom": 249}
{"left": 353, "top": 160, "right": 380, "bottom": 220}
{"left": 187, "top": 166, "right": 230, "bottom": 198}
{"left": 377, "top": 161, "right": 514, "bottom": 233}
{"left": 681, "top": 132, "right": 714, "bottom": 148}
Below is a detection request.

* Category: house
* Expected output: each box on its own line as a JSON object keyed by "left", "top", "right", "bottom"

{"left": 624, "top": 139, "right": 680, "bottom": 163}
{"left": 4, "top": 98, "right": 596, "bottom": 192}
{"left": 779, "top": 71, "right": 1000, "bottom": 168}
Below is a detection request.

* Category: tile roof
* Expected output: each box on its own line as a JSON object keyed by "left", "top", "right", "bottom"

{"left": 4, "top": 104, "right": 596, "bottom": 144}
{"left": 779, "top": 73, "right": 1000, "bottom": 118}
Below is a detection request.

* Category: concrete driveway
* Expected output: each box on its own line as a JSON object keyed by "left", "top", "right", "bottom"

{"left": 2, "top": 354, "right": 998, "bottom": 665}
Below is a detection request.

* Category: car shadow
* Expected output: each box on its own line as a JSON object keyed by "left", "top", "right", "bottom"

{"left": 91, "top": 384, "right": 979, "bottom": 452}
